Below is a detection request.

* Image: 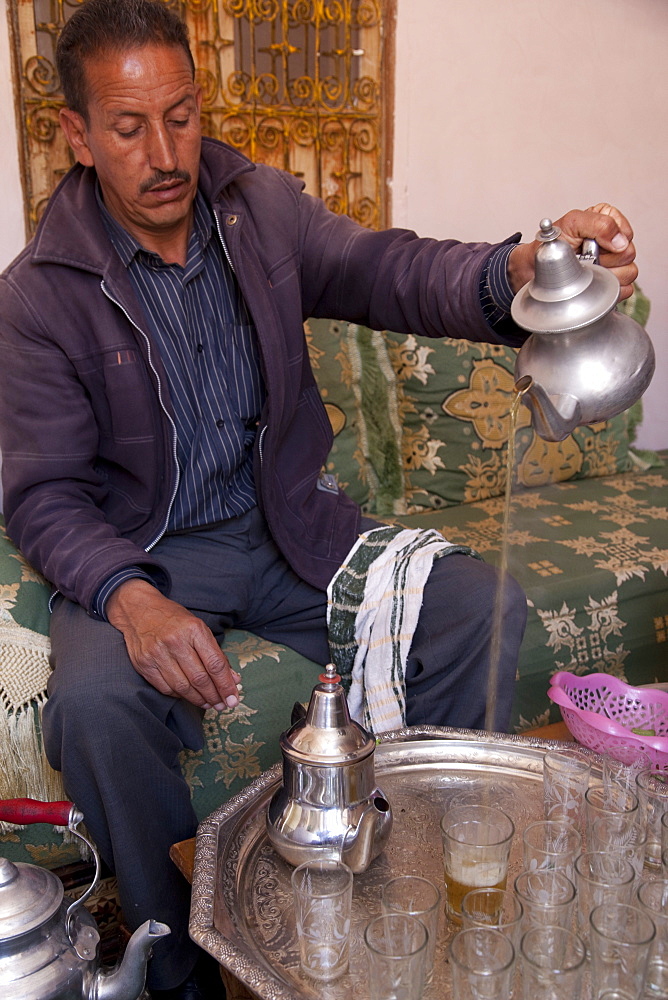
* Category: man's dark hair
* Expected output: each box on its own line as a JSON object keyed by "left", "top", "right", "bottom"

{"left": 56, "top": 0, "right": 195, "bottom": 119}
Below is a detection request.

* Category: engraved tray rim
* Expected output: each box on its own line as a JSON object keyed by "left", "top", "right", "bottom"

{"left": 189, "top": 725, "right": 594, "bottom": 999}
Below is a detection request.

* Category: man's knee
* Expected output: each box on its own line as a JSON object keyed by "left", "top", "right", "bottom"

{"left": 405, "top": 555, "right": 526, "bottom": 730}
{"left": 425, "top": 554, "right": 527, "bottom": 634}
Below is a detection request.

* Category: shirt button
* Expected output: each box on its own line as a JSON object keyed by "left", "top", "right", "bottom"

{"left": 227, "top": 215, "right": 238, "bottom": 226}
{"left": 197, "top": 343, "right": 204, "bottom": 353}
{"left": 216, "top": 419, "right": 224, "bottom": 428}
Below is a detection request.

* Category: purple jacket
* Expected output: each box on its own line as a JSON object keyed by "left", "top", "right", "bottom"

{"left": 0, "top": 138, "right": 521, "bottom": 612}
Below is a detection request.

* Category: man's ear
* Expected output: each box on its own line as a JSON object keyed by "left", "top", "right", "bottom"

{"left": 59, "top": 108, "right": 95, "bottom": 167}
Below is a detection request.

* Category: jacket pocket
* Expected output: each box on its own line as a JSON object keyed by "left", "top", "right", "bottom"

{"left": 102, "top": 350, "right": 156, "bottom": 443}
{"left": 284, "top": 385, "right": 333, "bottom": 502}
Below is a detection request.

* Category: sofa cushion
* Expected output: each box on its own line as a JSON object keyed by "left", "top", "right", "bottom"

{"left": 383, "top": 330, "right": 636, "bottom": 512}
{"left": 306, "top": 317, "right": 406, "bottom": 515}
{"left": 0, "top": 520, "right": 51, "bottom": 636}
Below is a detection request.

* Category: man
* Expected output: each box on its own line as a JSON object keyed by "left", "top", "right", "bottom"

{"left": 0, "top": 1, "right": 637, "bottom": 996}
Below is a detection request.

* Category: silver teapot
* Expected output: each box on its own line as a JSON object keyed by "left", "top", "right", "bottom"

{"left": 0, "top": 798, "right": 169, "bottom": 1000}
{"left": 266, "top": 664, "right": 393, "bottom": 873}
{"left": 512, "top": 219, "right": 655, "bottom": 441}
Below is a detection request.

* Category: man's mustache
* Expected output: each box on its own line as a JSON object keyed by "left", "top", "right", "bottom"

{"left": 139, "top": 170, "right": 191, "bottom": 195}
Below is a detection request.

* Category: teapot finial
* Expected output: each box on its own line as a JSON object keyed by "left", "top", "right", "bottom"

{"left": 538, "top": 218, "right": 559, "bottom": 241}
{"left": 318, "top": 662, "right": 341, "bottom": 686}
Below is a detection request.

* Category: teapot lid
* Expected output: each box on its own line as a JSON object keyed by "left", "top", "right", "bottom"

{"left": 511, "top": 219, "right": 620, "bottom": 333}
{"left": 0, "top": 857, "right": 63, "bottom": 940}
{"left": 281, "top": 664, "right": 376, "bottom": 764}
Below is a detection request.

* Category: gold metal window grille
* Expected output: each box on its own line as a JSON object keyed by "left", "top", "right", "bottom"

{"left": 7, "top": 0, "right": 391, "bottom": 236}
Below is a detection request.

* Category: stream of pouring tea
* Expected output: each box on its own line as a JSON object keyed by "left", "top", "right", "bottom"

{"left": 484, "top": 380, "right": 531, "bottom": 733}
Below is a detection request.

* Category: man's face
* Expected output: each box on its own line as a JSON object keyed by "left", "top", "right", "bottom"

{"left": 60, "top": 43, "right": 202, "bottom": 254}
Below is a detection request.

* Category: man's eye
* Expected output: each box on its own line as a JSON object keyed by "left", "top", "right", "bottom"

{"left": 118, "top": 128, "right": 140, "bottom": 138}
{"left": 170, "top": 118, "right": 190, "bottom": 127}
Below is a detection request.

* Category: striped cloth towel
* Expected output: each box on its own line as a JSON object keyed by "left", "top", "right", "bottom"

{"left": 327, "top": 525, "right": 478, "bottom": 734}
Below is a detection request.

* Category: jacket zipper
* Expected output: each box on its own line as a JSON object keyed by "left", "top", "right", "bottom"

{"left": 100, "top": 280, "right": 180, "bottom": 552}
{"left": 213, "top": 210, "right": 270, "bottom": 502}
{"left": 258, "top": 425, "right": 267, "bottom": 467}
{"left": 213, "top": 212, "right": 236, "bottom": 273}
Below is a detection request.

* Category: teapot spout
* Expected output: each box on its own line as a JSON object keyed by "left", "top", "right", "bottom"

{"left": 341, "top": 794, "right": 392, "bottom": 874}
{"left": 515, "top": 375, "right": 581, "bottom": 442}
{"left": 90, "top": 918, "right": 170, "bottom": 1000}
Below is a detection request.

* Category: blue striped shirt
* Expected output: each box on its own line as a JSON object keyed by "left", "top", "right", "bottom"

{"left": 93, "top": 189, "right": 265, "bottom": 617}
{"left": 100, "top": 189, "right": 265, "bottom": 528}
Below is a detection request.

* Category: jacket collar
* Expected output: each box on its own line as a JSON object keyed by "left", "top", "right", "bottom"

{"left": 30, "top": 137, "right": 255, "bottom": 274}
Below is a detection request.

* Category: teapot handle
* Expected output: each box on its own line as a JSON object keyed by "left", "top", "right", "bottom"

{"left": 578, "top": 238, "right": 600, "bottom": 264}
{"left": 0, "top": 797, "right": 101, "bottom": 956}
{"left": 0, "top": 797, "right": 81, "bottom": 827}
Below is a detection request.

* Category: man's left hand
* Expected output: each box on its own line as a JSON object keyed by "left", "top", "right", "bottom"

{"left": 508, "top": 203, "right": 638, "bottom": 300}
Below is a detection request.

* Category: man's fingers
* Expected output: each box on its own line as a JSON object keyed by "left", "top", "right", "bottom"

{"left": 195, "top": 639, "right": 240, "bottom": 709}
{"left": 138, "top": 648, "right": 238, "bottom": 710}
{"left": 133, "top": 647, "right": 208, "bottom": 704}
{"left": 556, "top": 207, "right": 634, "bottom": 258}
{"left": 107, "top": 581, "right": 243, "bottom": 710}
{"left": 551, "top": 206, "right": 637, "bottom": 301}
{"left": 586, "top": 203, "right": 634, "bottom": 242}
{"left": 130, "top": 623, "right": 240, "bottom": 709}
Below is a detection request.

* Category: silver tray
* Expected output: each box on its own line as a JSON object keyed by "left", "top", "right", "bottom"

{"left": 190, "top": 726, "right": 595, "bottom": 999}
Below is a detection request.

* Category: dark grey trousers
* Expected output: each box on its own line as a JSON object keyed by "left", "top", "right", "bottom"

{"left": 42, "top": 508, "right": 526, "bottom": 989}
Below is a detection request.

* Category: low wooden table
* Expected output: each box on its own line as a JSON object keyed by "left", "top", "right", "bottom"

{"left": 171, "top": 720, "right": 573, "bottom": 999}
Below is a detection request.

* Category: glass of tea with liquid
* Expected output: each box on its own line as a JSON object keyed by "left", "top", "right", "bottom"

{"left": 440, "top": 804, "right": 515, "bottom": 922}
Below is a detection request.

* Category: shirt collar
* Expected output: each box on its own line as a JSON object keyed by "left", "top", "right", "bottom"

{"left": 96, "top": 183, "right": 215, "bottom": 268}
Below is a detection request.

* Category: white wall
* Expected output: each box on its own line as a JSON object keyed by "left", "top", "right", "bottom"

{"left": 392, "top": 0, "right": 668, "bottom": 450}
{"left": 1, "top": 0, "right": 666, "bottom": 447}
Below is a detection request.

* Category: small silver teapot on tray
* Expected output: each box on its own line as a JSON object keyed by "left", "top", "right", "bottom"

{"left": 512, "top": 218, "right": 655, "bottom": 442}
{"left": 266, "top": 664, "right": 393, "bottom": 873}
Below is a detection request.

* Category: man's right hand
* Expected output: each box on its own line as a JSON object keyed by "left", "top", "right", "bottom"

{"left": 106, "top": 578, "right": 241, "bottom": 710}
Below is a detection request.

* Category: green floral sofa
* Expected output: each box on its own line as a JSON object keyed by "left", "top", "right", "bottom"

{"left": 1, "top": 294, "right": 666, "bottom": 887}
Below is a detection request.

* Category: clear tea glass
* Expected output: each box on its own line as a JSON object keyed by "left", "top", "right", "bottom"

{"left": 381, "top": 875, "right": 441, "bottom": 983}
{"left": 460, "top": 887, "right": 523, "bottom": 950}
{"left": 574, "top": 851, "right": 635, "bottom": 947}
{"left": 543, "top": 748, "right": 591, "bottom": 826}
{"left": 450, "top": 926, "right": 515, "bottom": 1000}
{"left": 636, "top": 766, "right": 668, "bottom": 869}
{"left": 513, "top": 868, "right": 576, "bottom": 932}
{"left": 589, "top": 902, "right": 655, "bottom": 1000}
{"left": 291, "top": 859, "right": 353, "bottom": 981}
{"left": 520, "top": 925, "right": 586, "bottom": 1000}
{"left": 522, "top": 818, "right": 581, "bottom": 882}
{"left": 636, "top": 879, "right": 668, "bottom": 998}
{"left": 364, "top": 912, "right": 428, "bottom": 1000}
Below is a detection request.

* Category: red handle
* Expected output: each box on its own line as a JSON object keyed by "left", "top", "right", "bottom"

{"left": 0, "top": 798, "right": 76, "bottom": 827}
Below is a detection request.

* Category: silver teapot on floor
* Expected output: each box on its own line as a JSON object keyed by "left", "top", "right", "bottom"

{"left": 266, "top": 664, "right": 393, "bottom": 873}
{"left": 0, "top": 799, "right": 169, "bottom": 1000}
{"left": 512, "top": 219, "right": 655, "bottom": 442}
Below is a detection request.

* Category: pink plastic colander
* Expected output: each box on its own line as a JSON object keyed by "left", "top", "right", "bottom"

{"left": 548, "top": 671, "right": 668, "bottom": 767}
